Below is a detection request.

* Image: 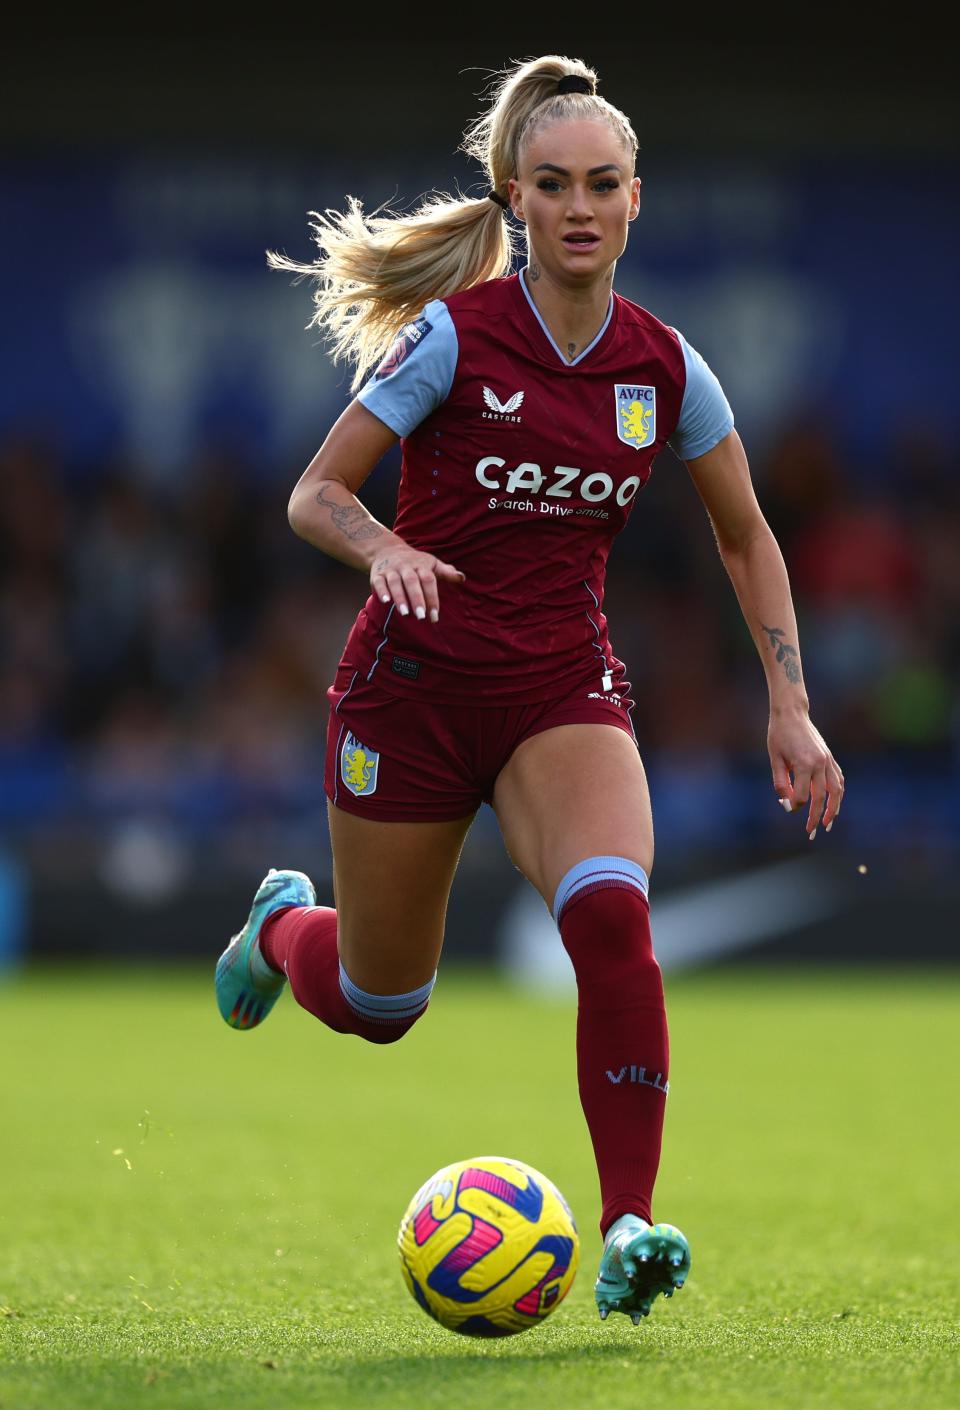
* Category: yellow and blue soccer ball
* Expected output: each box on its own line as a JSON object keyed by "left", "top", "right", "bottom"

{"left": 397, "top": 1155, "right": 579, "bottom": 1337}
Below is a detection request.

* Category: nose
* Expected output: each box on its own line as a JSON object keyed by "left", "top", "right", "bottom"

{"left": 566, "top": 183, "right": 595, "bottom": 222}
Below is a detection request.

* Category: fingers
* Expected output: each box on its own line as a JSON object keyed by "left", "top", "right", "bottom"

{"left": 771, "top": 756, "right": 792, "bottom": 808}
{"left": 822, "top": 757, "right": 845, "bottom": 830}
{"left": 435, "top": 560, "right": 466, "bottom": 584}
{"left": 420, "top": 570, "right": 441, "bottom": 624}
{"left": 379, "top": 567, "right": 426, "bottom": 619}
{"left": 774, "top": 756, "right": 844, "bottom": 838}
{"left": 370, "top": 554, "right": 464, "bottom": 622}
{"left": 382, "top": 568, "right": 410, "bottom": 615}
{"left": 422, "top": 560, "right": 465, "bottom": 622}
{"left": 782, "top": 764, "right": 825, "bottom": 838}
{"left": 806, "top": 768, "right": 827, "bottom": 839}
{"left": 771, "top": 717, "right": 844, "bottom": 841}
{"left": 791, "top": 766, "right": 812, "bottom": 820}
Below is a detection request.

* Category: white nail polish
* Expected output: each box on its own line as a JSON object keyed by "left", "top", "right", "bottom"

{"left": 429, "top": 609, "right": 439, "bottom": 623}
{"left": 809, "top": 829, "right": 817, "bottom": 841}
{"left": 825, "top": 821, "right": 833, "bottom": 833}
{"left": 779, "top": 798, "right": 793, "bottom": 812}
{"left": 380, "top": 594, "right": 390, "bottom": 603}
{"left": 415, "top": 606, "right": 426, "bottom": 620}
{"left": 398, "top": 604, "right": 409, "bottom": 616}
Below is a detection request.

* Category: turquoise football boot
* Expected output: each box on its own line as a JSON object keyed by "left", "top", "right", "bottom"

{"left": 595, "top": 1216, "right": 691, "bottom": 1325}
{"left": 215, "top": 868, "right": 316, "bottom": 1030}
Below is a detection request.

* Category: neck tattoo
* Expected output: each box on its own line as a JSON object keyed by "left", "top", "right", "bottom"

{"left": 567, "top": 342, "right": 577, "bottom": 361}
{"left": 528, "top": 263, "right": 541, "bottom": 282}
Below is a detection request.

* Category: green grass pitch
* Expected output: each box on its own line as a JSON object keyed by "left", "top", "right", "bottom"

{"left": 1, "top": 964, "right": 957, "bottom": 1409}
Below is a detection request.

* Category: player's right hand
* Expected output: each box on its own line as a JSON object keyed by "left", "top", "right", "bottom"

{"left": 369, "top": 543, "right": 465, "bottom": 623}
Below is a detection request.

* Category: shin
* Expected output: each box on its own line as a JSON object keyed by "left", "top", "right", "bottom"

{"left": 555, "top": 858, "right": 668, "bottom": 1234}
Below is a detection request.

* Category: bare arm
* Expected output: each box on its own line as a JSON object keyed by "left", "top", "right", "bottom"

{"left": 683, "top": 428, "right": 844, "bottom": 835}
{"left": 287, "top": 400, "right": 464, "bottom": 621}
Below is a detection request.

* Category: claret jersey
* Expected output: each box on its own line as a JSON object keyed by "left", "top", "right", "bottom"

{"left": 344, "top": 269, "right": 734, "bottom": 704}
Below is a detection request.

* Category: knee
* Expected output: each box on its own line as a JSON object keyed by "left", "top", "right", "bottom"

{"left": 564, "top": 890, "right": 660, "bottom": 984}
{"left": 554, "top": 859, "right": 660, "bottom": 998}
{"left": 339, "top": 963, "right": 436, "bottom": 1044}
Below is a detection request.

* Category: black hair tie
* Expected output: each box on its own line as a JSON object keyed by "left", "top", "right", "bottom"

{"left": 557, "top": 74, "right": 595, "bottom": 96}
{"left": 487, "top": 190, "right": 510, "bottom": 210}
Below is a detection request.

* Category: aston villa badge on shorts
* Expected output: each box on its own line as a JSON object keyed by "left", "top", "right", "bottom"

{"left": 615, "top": 384, "right": 656, "bottom": 449}
{"left": 340, "top": 731, "right": 380, "bottom": 797}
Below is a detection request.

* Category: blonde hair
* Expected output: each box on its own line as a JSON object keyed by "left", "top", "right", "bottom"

{"left": 269, "top": 55, "right": 638, "bottom": 389}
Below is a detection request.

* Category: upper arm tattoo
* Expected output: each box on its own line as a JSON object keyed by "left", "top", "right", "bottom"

{"left": 761, "top": 623, "right": 801, "bottom": 683}
{"left": 315, "top": 484, "right": 383, "bottom": 541}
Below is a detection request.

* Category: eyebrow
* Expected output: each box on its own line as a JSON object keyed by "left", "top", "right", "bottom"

{"left": 532, "top": 163, "right": 621, "bottom": 176}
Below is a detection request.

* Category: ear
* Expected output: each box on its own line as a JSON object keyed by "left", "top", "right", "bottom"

{"left": 627, "top": 176, "right": 641, "bottom": 223}
{"left": 507, "top": 176, "right": 525, "bottom": 223}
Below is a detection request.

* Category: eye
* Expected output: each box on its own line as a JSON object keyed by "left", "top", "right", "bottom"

{"left": 593, "top": 179, "right": 619, "bottom": 193}
{"left": 536, "top": 178, "right": 563, "bottom": 193}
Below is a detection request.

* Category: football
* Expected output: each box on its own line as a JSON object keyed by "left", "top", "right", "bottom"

{"left": 397, "top": 1155, "right": 580, "bottom": 1337}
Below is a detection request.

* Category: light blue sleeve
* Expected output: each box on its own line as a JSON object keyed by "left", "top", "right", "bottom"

{"left": 668, "top": 329, "right": 735, "bottom": 461}
{"left": 356, "top": 299, "right": 458, "bottom": 437}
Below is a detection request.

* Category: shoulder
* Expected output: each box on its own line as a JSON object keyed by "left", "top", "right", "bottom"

{"left": 441, "top": 275, "right": 519, "bottom": 319}
{"left": 609, "top": 294, "right": 686, "bottom": 397}
{"left": 665, "top": 327, "right": 735, "bottom": 459}
{"left": 356, "top": 297, "right": 460, "bottom": 438}
{"left": 612, "top": 291, "right": 682, "bottom": 347}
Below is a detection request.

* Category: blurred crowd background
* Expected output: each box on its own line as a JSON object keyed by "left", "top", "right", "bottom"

{"left": 1, "top": 32, "right": 957, "bottom": 961}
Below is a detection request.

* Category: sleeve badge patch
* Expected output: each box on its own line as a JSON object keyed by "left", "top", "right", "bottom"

{"left": 615, "top": 384, "right": 656, "bottom": 449}
{"left": 374, "top": 317, "right": 433, "bottom": 381}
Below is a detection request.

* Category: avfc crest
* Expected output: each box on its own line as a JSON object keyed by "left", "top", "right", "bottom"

{"left": 615, "top": 385, "right": 656, "bottom": 450}
{"left": 340, "top": 731, "right": 380, "bottom": 797}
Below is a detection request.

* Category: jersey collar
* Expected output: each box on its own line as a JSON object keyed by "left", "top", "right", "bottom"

{"left": 517, "top": 265, "right": 615, "bottom": 368}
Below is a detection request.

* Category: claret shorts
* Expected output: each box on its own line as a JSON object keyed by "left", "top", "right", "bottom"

{"left": 323, "top": 663, "right": 638, "bottom": 822}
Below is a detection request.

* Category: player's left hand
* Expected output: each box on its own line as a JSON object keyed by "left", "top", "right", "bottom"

{"left": 768, "top": 709, "right": 844, "bottom": 839}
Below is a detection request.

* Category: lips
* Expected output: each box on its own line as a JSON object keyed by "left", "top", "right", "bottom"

{"left": 563, "top": 232, "right": 600, "bottom": 246}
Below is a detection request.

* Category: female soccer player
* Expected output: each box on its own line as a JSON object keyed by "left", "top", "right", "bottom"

{"left": 216, "top": 55, "right": 844, "bottom": 1324}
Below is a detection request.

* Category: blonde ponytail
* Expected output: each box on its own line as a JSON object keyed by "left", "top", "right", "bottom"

{"left": 269, "top": 195, "right": 512, "bottom": 390}
{"left": 270, "top": 55, "right": 637, "bottom": 390}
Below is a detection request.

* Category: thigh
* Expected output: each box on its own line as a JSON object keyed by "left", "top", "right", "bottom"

{"left": 326, "top": 665, "right": 486, "bottom": 821}
{"left": 492, "top": 724, "right": 654, "bottom": 908}
{"left": 327, "top": 799, "right": 474, "bottom": 992}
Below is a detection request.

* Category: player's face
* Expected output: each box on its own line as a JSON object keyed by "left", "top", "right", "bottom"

{"left": 509, "top": 119, "right": 640, "bottom": 287}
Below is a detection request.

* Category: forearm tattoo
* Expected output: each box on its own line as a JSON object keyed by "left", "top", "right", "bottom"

{"left": 761, "top": 623, "right": 801, "bottom": 683}
{"left": 315, "top": 484, "right": 383, "bottom": 541}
